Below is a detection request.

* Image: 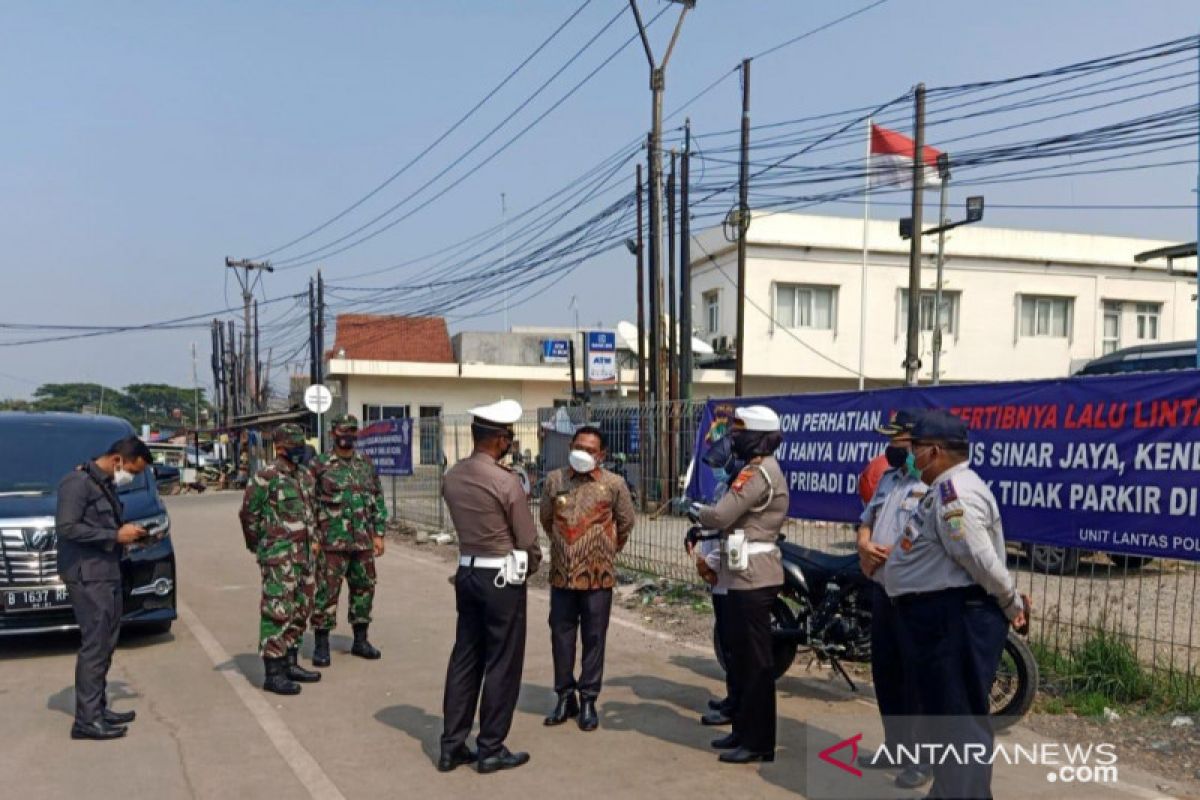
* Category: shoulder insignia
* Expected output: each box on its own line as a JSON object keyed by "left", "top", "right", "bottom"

{"left": 730, "top": 467, "right": 755, "bottom": 494}
{"left": 942, "top": 507, "right": 965, "bottom": 521}
{"left": 939, "top": 480, "right": 958, "bottom": 504}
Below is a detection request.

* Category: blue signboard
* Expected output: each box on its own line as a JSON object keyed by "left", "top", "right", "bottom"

{"left": 587, "top": 331, "right": 617, "bottom": 384}
{"left": 688, "top": 371, "right": 1200, "bottom": 562}
{"left": 358, "top": 418, "right": 414, "bottom": 477}
{"left": 542, "top": 339, "right": 570, "bottom": 364}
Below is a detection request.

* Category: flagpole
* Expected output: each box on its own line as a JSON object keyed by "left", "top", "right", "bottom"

{"left": 858, "top": 118, "right": 871, "bottom": 392}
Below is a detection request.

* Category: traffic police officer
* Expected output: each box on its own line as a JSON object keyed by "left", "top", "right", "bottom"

{"left": 692, "top": 405, "right": 789, "bottom": 765}
{"left": 239, "top": 424, "right": 323, "bottom": 695}
{"left": 438, "top": 399, "right": 542, "bottom": 774}
{"left": 309, "top": 413, "right": 388, "bottom": 667}
{"left": 886, "top": 410, "right": 1032, "bottom": 800}
{"left": 855, "top": 409, "right": 932, "bottom": 789}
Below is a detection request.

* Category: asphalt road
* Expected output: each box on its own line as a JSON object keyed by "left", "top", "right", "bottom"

{"left": 0, "top": 492, "right": 1186, "bottom": 799}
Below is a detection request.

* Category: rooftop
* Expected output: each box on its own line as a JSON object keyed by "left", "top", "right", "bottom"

{"left": 330, "top": 314, "right": 454, "bottom": 364}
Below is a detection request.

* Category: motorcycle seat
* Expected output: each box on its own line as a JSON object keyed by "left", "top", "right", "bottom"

{"left": 780, "top": 542, "right": 864, "bottom": 584}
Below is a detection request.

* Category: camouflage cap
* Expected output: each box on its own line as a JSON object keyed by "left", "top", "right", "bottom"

{"left": 272, "top": 423, "right": 307, "bottom": 446}
{"left": 330, "top": 413, "right": 359, "bottom": 432}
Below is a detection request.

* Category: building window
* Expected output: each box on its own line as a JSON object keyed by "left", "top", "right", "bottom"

{"left": 1019, "top": 296, "right": 1072, "bottom": 338}
{"left": 899, "top": 290, "right": 959, "bottom": 335}
{"left": 704, "top": 290, "right": 720, "bottom": 334}
{"left": 363, "top": 404, "right": 410, "bottom": 423}
{"left": 1135, "top": 303, "right": 1161, "bottom": 341}
{"left": 775, "top": 284, "right": 835, "bottom": 330}
{"left": 1102, "top": 301, "right": 1122, "bottom": 355}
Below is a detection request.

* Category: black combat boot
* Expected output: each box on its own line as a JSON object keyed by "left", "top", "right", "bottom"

{"left": 350, "top": 624, "right": 381, "bottom": 659}
{"left": 312, "top": 629, "right": 331, "bottom": 668}
{"left": 286, "top": 647, "right": 321, "bottom": 683}
{"left": 263, "top": 657, "right": 301, "bottom": 695}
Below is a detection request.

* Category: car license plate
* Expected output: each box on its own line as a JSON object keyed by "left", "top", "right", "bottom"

{"left": 3, "top": 586, "right": 71, "bottom": 612}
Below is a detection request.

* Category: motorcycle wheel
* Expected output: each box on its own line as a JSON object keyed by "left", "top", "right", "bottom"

{"left": 990, "top": 631, "right": 1039, "bottom": 729}
{"left": 712, "top": 597, "right": 799, "bottom": 682}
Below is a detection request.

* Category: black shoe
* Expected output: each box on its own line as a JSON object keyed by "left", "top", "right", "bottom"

{"left": 263, "top": 656, "right": 301, "bottom": 695}
{"left": 436, "top": 746, "right": 477, "bottom": 773}
{"left": 477, "top": 748, "right": 530, "bottom": 774}
{"left": 102, "top": 708, "right": 136, "bottom": 725}
{"left": 707, "top": 697, "right": 730, "bottom": 712}
{"left": 71, "top": 720, "right": 127, "bottom": 740}
{"left": 895, "top": 765, "right": 933, "bottom": 789}
{"left": 312, "top": 629, "right": 331, "bottom": 668}
{"left": 543, "top": 692, "right": 579, "bottom": 726}
{"left": 701, "top": 710, "right": 733, "bottom": 726}
{"left": 286, "top": 648, "right": 321, "bottom": 683}
{"left": 719, "top": 747, "right": 775, "bottom": 764}
{"left": 710, "top": 732, "right": 740, "bottom": 750}
{"left": 351, "top": 624, "right": 381, "bottom": 659}
{"left": 577, "top": 698, "right": 599, "bottom": 732}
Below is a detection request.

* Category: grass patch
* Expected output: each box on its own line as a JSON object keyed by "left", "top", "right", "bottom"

{"left": 1032, "top": 630, "right": 1200, "bottom": 715}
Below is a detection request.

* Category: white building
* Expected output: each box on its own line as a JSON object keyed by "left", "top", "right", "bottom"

{"left": 690, "top": 213, "right": 1197, "bottom": 391}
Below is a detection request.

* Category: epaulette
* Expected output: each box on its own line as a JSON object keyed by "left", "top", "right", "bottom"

{"left": 939, "top": 480, "right": 958, "bottom": 504}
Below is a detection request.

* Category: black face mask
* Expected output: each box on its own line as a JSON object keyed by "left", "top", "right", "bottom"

{"left": 285, "top": 446, "right": 308, "bottom": 464}
{"left": 335, "top": 435, "right": 356, "bottom": 451}
{"left": 885, "top": 445, "right": 909, "bottom": 469}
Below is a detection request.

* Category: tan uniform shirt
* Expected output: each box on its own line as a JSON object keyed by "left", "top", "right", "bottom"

{"left": 697, "top": 456, "right": 788, "bottom": 591}
{"left": 442, "top": 451, "right": 542, "bottom": 573}
{"left": 539, "top": 467, "right": 636, "bottom": 590}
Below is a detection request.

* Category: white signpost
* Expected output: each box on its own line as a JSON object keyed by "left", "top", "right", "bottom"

{"left": 304, "top": 384, "right": 333, "bottom": 452}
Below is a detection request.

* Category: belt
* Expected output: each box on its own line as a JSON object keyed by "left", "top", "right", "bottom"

{"left": 745, "top": 542, "right": 778, "bottom": 556}
{"left": 892, "top": 585, "right": 988, "bottom": 606}
{"left": 459, "top": 555, "right": 507, "bottom": 569}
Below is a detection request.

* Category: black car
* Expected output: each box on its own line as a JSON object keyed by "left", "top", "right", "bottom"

{"left": 0, "top": 412, "right": 176, "bottom": 636}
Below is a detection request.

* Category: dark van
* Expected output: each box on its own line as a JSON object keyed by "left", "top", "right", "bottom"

{"left": 0, "top": 413, "right": 176, "bottom": 636}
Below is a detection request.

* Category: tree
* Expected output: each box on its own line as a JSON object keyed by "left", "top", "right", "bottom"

{"left": 0, "top": 382, "right": 213, "bottom": 429}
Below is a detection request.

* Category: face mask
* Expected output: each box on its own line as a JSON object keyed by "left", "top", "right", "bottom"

{"left": 285, "top": 446, "right": 308, "bottom": 464}
{"left": 113, "top": 468, "right": 135, "bottom": 487}
{"left": 884, "top": 445, "right": 909, "bottom": 469}
{"left": 913, "top": 446, "right": 935, "bottom": 481}
{"left": 905, "top": 451, "right": 922, "bottom": 479}
{"left": 569, "top": 450, "right": 597, "bottom": 474}
{"left": 335, "top": 435, "right": 356, "bottom": 451}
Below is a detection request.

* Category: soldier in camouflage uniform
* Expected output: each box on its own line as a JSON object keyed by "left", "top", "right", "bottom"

{"left": 238, "top": 423, "right": 323, "bottom": 695}
{"left": 309, "top": 414, "right": 388, "bottom": 667}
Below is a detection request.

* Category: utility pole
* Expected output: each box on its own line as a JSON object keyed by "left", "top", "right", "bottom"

{"left": 224, "top": 257, "right": 273, "bottom": 413}
{"left": 308, "top": 278, "right": 317, "bottom": 386}
{"left": 734, "top": 58, "right": 751, "bottom": 397}
{"left": 667, "top": 149, "right": 678, "bottom": 405}
{"left": 903, "top": 84, "right": 927, "bottom": 386}
{"left": 316, "top": 269, "right": 326, "bottom": 451}
{"left": 630, "top": 0, "right": 694, "bottom": 405}
{"left": 191, "top": 342, "right": 200, "bottom": 431}
{"left": 226, "top": 320, "right": 238, "bottom": 418}
{"left": 646, "top": 135, "right": 660, "bottom": 402}
{"left": 680, "top": 119, "right": 693, "bottom": 401}
{"left": 635, "top": 164, "right": 647, "bottom": 403}
{"left": 253, "top": 300, "right": 261, "bottom": 410}
{"left": 932, "top": 156, "right": 951, "bottom": 385}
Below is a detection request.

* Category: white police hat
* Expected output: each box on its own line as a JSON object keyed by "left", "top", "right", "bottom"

{"left": 735, "top": 405, "right": 781, "bottom": 432}
{"left": 469, "top": 399, "right": 523, "bottom": 426}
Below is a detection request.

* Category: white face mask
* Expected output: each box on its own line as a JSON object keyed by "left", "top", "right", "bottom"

{"left": 569, "top": 449, "right": 597, "bottom": 475}
{"left": 113, "top": 469, "right": 135, "bottom": 487}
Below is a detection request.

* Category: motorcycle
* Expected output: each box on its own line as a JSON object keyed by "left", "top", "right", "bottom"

{"left": 694, "top": 529, "right": 1039, "bottom": 729}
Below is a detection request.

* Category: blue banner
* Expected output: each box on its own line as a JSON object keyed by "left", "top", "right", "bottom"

{"left": 542, "top": 339, "right": 570, "bottom": 364}
{"left": 688, "top": 371, "right": 1200, "bottom": 562}
{"left": 358, "top": 418, "right": 414, "bottom": 477}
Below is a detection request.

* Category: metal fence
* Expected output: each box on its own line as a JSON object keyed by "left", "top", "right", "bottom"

{"left": 382, "top": 400, "right": 1200, "bottom": 692}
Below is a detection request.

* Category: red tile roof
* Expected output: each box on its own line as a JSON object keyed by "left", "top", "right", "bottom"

{"left": 330, "top": 314, "right": 454, "bottom": 363}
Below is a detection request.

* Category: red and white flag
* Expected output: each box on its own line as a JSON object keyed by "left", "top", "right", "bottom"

{"left": 869, "top": 123, "right": 942, "bottom": 189}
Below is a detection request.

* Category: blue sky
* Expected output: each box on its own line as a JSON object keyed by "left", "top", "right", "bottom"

{"left": 0, "top": 1, "right": 1196, "bottom": 400}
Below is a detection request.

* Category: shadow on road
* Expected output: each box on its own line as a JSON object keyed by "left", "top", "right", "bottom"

{"left": 375, "top": 704, "right": 442, "bottom": 764}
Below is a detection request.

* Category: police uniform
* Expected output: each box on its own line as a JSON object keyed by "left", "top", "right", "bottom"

{"left": 695, "top": 406, "right": 789, "bottom": 764}
{"left": 439, "top": 400, "right": 542, "bottom": 773}
{"left": 885, "top": 411, "right": 1025, "bottom": 800}
{"left": 857, "top": 410, "right": 929, "bottom": 783}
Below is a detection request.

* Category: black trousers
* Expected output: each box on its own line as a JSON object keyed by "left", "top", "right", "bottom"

{"left": 65, "top": 579, "right": 123, "bottom": 726}
{"left": 712, "top": 592, "right": 740, "bottom": 708}
{"left": 440, "top": 566, "right": 528, "bottom": 759}
{"left": 549, "top": 587, "right": 612, "bottom": 701}
{"left": 871, "top": 584, "right": 921, "bottom": 763}
{"left": 895, "top": 587, "right": 1009, "bottom": 800}
{"left": 725, "top": 585, "right": 780, "bottom": 753}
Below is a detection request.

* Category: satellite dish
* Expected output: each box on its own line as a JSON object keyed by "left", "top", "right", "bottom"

{"left": 616, "top": 320, "right": 640, "bottom": 351}
{"left": 691, "top": 336, "right": 715, "bottom": 355}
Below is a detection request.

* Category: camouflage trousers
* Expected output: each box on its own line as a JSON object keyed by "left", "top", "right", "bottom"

{"left": 310, "top": 549, "right": 377, "bottom": 631}
{"left": 259, "top": 540, "right": 316, "bottom": 658}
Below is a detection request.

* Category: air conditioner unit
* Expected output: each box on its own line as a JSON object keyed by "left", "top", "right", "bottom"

{"left": 712, "top": 336, "right": 728, "bottom": 353}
